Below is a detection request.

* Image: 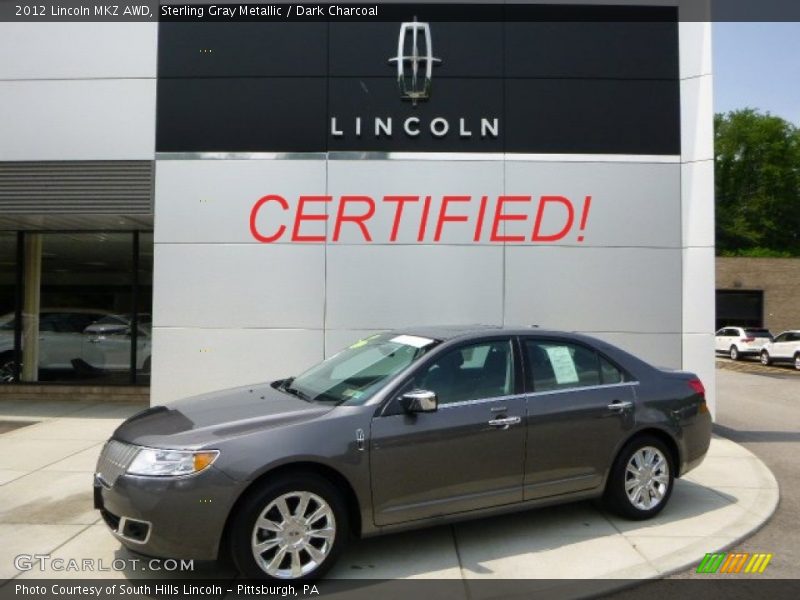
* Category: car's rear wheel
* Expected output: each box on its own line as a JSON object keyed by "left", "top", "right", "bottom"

{"left": 729, "top": 346, "right": 739, "bottom": 361}
{"left": 228, "top": 473, "right": 348, "bottom": 580}
{"left": 794, "top": 353, "right": 800, "bottom": 371}
{"left": 604, "top": 435, "right": 674, "bottom": 520}
{"left": 761, "top": 350, "right": 771, "bottom": 366}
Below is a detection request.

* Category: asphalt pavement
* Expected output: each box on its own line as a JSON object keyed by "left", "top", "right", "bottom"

{"left": 639, "top": 362, "right": 798, "bottom": 581}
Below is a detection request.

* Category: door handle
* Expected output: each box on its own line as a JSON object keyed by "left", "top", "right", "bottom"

{"left": 488, "top": 416, "right": 521, "bottom": 428}
{"left": 607, "top": 400, "right": 633, "bottom": 411}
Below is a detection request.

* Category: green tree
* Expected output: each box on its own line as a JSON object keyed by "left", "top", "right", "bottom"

{"left": 715, "top": 109, "right": 800, "bottom": 256}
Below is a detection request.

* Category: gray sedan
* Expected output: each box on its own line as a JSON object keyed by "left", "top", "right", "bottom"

{"left": 94, "top": 326, "right": 712, "bottom": 580}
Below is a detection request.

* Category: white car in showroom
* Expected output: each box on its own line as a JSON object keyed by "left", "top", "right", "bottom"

{"left": 714, "top": 326, "right": 773, "bottom": 361}
{"left": 759, "top": 330, "right": 800, "bottom": 370}
{"left": 0, "top": 309, "right": 151, "bottom": 382}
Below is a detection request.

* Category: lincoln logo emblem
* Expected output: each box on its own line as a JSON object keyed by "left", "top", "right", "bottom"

{"left": 388, "top": 18, "right": 441, "bottom": 105}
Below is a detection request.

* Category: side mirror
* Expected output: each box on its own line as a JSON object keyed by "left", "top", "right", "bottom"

{"left": 400, "top": 389, "right": 438, "bottom": 414}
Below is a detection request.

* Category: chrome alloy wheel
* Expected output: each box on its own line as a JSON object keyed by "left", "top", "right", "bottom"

{"left": 251, "top": 491, "right": 336, "bottom": 579}
{"left": 624, "top": 446, "right": 670, "bottom": 511}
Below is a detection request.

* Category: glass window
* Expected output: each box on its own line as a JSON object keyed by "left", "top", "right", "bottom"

{"left": 0, "top": 234, "right": 17, "bottom": 382}
{"left": 286, "top": 333, "right": 435, "bottom": 405}
{"left": 600, "top": 356, "right": 624, "bottom": 384}
{"left": 410, "top": 340, "right": 514, "bottom": 405}
{"left": 774, "top": 333, "right": 787, "bottom": 343}
{"left": 525, "top": 340, "right": 602, "bottom": 392}
{"left": 744, "top": 329, "right": 772, "bottom": 339}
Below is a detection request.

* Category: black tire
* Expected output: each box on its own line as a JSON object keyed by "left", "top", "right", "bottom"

{"left": 729, "top": 346, "right": 739, "bottom": 361}
{"left": 794, "top": 353, "right": 800, "bottom": 371}
{"left": 760, "top": 350, "right": 771, "bottom": 366}
{"left": 228, "top": 473, "right": 348, "bottom": 580}
{"left": 603, "top": 435, "right": 675, "bottom": 521}
{"left": 0, "top": 352, "right": 16, "bottom": 383}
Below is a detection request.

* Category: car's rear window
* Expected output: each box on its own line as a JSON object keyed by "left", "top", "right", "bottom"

{"left": 744, "top": 329, "right": 772, "bottom": 338}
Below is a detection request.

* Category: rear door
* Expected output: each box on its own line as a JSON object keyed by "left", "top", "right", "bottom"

{"left": 370, "top": 338, "right": 527, "bottom": 525}
{"left": 521, "top": 337, "right": 637, "bottom": 500}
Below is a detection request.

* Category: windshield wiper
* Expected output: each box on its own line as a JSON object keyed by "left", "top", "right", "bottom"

{"left": 281, "top": 382, "right": 312, "bottom": 402}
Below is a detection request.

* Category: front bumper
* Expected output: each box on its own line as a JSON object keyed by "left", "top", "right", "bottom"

{"left": 94, "top": 468, "right": 241, "bottom": 561}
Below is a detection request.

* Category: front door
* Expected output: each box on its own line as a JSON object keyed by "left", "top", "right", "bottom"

{"left": 370, "top": 338, "right": 526, "bottom": 526}
{"left": 521, "top": 337, "right": 637, "bottom": 500}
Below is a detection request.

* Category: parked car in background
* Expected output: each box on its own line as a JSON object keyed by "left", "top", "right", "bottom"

{"left": 759, "top": 330, "right": 800, "bottom": 370}
{"left": 714, "top": 326, "right": 773, "bottom": 360}
{"left": 0, "top": 309, "right": 151, "bottom": 381}
{"left": 94, "top": 326, "right": 711, "bottom": 580}
{"left": 80, "top": 314, "right": 151, "bottom": 374}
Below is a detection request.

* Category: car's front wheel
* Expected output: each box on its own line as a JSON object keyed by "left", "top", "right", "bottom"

{"left": 604, "top": 435, "right": 675, "bottom": 520}
{"left": 761, "top": 350, "right": 771, "bottom": 366}
{"left": 729, "top": 345, "right": 739, "bottom": 360}
{"left": 228, "top": 473, "right": 348, "bottom": 580}
{"left": 794, "top": 353, "right": 800, "bottom": 371}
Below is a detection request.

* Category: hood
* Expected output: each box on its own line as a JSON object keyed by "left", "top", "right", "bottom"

{"left": 112, "top": 382, "right": 333, "bottom": 448}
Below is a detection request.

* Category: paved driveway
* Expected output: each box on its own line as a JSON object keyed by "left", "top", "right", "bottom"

{"left": 0, "top": 391, "right": 779, "bottom": 592}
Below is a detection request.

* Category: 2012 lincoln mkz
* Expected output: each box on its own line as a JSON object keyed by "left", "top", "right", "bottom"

{"left": 94, "top": 326, "right": 712, "bottom": 580}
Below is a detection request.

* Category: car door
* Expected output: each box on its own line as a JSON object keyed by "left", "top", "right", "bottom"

{"left": 770, "top": 332, "right": 790, "bottom": 359}
{"left": 370, "top": 338, "right": 526, "bottom": 526}
{"left": 521, "top": 337, "right": 637, "bottom": 500}
{"left": 83, "top": 326, "right": 132, "bottom": 370}
{"left": 38, "top": 313, "right": 86, "bottom": 369}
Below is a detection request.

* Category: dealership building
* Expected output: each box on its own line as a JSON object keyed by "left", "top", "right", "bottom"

{"left": 0, "top": 2, "right": 716, "bottom": 411}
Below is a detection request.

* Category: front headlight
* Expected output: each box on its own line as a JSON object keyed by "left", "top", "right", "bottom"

{"left": 127, "top": 448, "right": 219, "bottom": 477}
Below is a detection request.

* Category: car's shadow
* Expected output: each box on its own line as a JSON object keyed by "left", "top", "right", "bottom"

{"left": 325, "top": 478, "right": 738, "bottom": 580}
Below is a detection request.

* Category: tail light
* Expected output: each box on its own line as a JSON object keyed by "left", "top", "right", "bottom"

{"left": 741, "top": 337, "right": 755, "bottom": 343}
{"left": 688, "top": 378, "right": 709, "bottom": 413}
{"left": 688, "top": 378, "right": 705, "bottom": 398}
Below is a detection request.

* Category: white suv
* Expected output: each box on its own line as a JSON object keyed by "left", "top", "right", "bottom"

{"left": 715, "top": 327, "right": 773, "bottom": 361}
{"left": 759, "top": 331, "right": 800, "bottom": 370}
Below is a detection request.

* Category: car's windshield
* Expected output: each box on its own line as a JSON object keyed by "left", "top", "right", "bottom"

{"left": 283, "top": 333, "right": 438, "bottom": 405}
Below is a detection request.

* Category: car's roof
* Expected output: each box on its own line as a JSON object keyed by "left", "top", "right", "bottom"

{"left": 391, "top": 324, "right": 582, "bottom": 342}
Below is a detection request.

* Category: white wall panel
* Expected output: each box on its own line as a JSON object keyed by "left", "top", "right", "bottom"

{"left": 681, "top": 160, "right": 715, "bottom": 248}
{"left": 0, "top": 79, "right": 155, "bottom": 160}
{"left": 153, "top": 243, "right": 325, "bottom": 328}
{"left": 0, "top": 23, "right": 157, "bottom": 80}
{"left": 151, "top": 328, "right": 323, "bottom": 404}
{"left": 326, "top": 245, "right": 504, "bottom": 329}
{"left": 678, "top": 21, "right": 712, "bottom": 80}
{"left": 680, "top": 74, "right": 714, "bottom": 163}
{"left": 588, "top": 332, "right": 682, "bottom": 370}
{"left": 504, "top": 162, "right": 681, "bottom": 247}
{"left": 505, "top": 246, "right": 682, "bottom": 332}
{"left": 682, "top": 246, "right": 715, "bottom": 334}
{"left": 326, "top": 160, "right": 503, "bottom": 244}
{"left": 154, "top": 160, "right": 327, "bottom": 244}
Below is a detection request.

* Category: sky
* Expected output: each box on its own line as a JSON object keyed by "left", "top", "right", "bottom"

{"left": 713, "top": 22, "right": 800, "bottom": 125}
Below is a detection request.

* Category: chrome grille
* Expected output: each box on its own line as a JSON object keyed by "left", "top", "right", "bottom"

{"left": 96, "top": 440, "right": 139, "bottom": 486}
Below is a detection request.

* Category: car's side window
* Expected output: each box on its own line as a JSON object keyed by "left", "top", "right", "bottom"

{"left": 524, "top": 340, "right": 607, "bottom": 392}
{"left": 774, "top": 333, "right": 787, "bottom": 343}
{"left": 599, "top": 356, "right": 624, "bottom": 384}
{"left": 410, "top": 340, "right": 514, "bottom": 405}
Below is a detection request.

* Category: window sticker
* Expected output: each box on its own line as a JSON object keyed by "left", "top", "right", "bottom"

{"left": 349, "top": 334, "right": 381, "bottom": 350}
{"left": 390, "top": 335, "right": 435, "bottom": 348}
{"left": 545, "top": 346, "right": 579, "bottom": 384}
